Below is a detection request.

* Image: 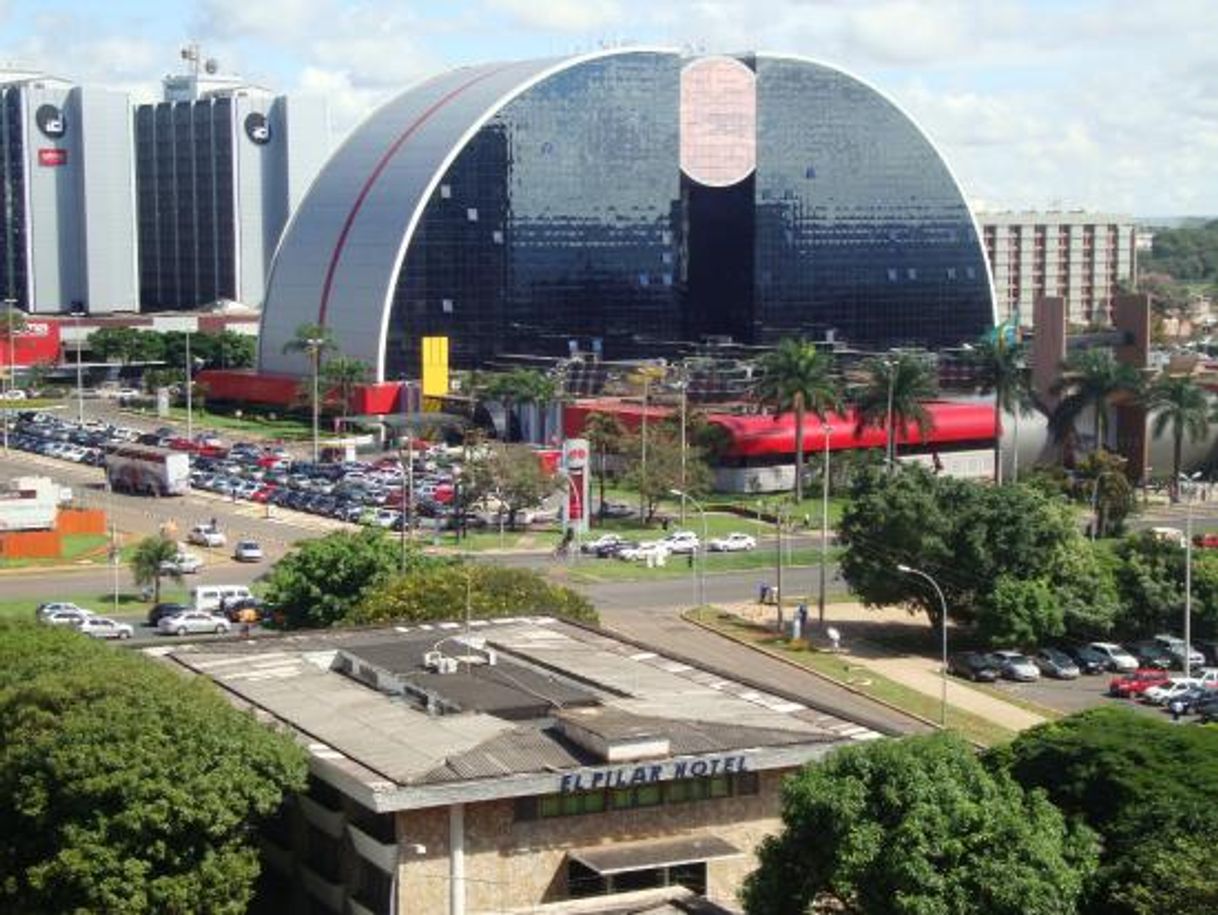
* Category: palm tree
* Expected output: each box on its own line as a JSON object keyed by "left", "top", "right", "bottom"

{"left": 321, "top": 355, "right": 370, "bottom": 425}
{"left": 282, "top": 323, "right": 337, "bottom": 462}
{"left": 130, "top": 535, "right": 183, "bottom": 604}
{"left": 852, "top": 353, "right": 938, "bottom": 470}
{"left": 967, "top": 333, "right": 1032, "bottom": 483}
{"left": 1143, "top": 372, "right": 1210, "bottom": 500}
{"left": 1049, "top": 348, "right": 1142, "bottom": 455}
{"left": 753, "top": 339, "right": 842, "bottom": 501}
{"left": 583, "top": 411, "right": 625, "bottom": 520}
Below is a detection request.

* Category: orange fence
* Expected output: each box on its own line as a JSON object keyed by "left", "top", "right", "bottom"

{"left": 58, "top": 508, "right": 106, "bottom": 536}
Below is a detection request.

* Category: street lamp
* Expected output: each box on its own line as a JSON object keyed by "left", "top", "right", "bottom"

{"left": 71, "top": 304, "right": 85, "bottom": 426}
{"left": 882, "top": 357, "right": 897, "bottom": 473}
{"left": 185, "top": 330, "right": 194, "bottom": 445}
{"left": 1181, "top": 472, "right": 1202, "bottom": 674}
{"left": 670, "top": 488, "right": 708, "bottom": 608}
{"left": 818, "top": 423, "right": 831, "bottom": 628}
{"left": 305, "top": 336, "right": 327, "bottom": 464}
{"left": 1, "top": 297, "right": 14, "bottom": 452}
{"left": 897, "top": 563, "right": 949, "bottom": 728}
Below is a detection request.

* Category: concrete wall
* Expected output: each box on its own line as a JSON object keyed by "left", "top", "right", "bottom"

{"left": 396, "top": 769, "right": 789, "bottom": 913}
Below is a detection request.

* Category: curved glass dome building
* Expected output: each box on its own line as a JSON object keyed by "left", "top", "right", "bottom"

{"left": 258, "top": 49, "right": 995, "bottom": 380}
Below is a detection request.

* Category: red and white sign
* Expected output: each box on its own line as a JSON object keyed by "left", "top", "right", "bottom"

{"left": 561, "top": 438, "right": 590, "bottom": 533}
{"left": 562, "top": 438, "right": 589, "bottom": 472}
{"left": 38, "top": 148, "right": 67, "bottom": 167}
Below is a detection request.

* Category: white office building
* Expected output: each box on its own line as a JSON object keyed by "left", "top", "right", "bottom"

{"left": 979, "top": 211, "right": 1137, "bottom": 328}
{"left": 0, "top": 70, "right": 138, "bottom": 314}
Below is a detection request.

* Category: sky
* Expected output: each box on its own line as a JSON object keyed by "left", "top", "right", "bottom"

{"left": 0, "top": 0, "right": 1214, "bottom": 217}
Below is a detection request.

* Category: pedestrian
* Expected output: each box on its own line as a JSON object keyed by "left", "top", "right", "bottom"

{"left": 686, "top": 551, "right": 694, "bottom": 569}
{"left": 219, "top": 596, "right": 228, "bottom": 620}
{"left": 759, "top": 581, "right": 768, "bottom": 604}
{"left": 662, "top": 516, "right": 670, "bottom": 532}
{"left": 797, "top": 602, "right": 808, "bottom": 632}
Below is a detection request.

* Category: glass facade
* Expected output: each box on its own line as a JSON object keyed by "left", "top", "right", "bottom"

{"left": 376, "top": 51, "right": 991, "bottom": 376}
{"left": 135, "top": 98, "right": 237, "bottom": 310}
{"left": 0, "top": 88, "right": 28, "bottom": 308}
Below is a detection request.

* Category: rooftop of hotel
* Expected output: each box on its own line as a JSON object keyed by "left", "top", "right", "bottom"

{"left": 152, "top": 617, "right": 881, "bottom": 811}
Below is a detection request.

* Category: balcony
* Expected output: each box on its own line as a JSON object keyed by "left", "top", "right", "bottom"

{"left": 300, "top": 864, "right": 345, "bottom": 912}
{"left": 348, "top": 822, "right": 399, "bottom": 874}
{"left": 299, "top": 794, "right": 345, "bottom": 839}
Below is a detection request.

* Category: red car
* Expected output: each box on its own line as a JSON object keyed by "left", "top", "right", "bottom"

{"left": 1108, "top": 667, "right": 1171, "bottom": 698}
{"left": 1194, "top": 533, "right": 1218, "bottom": 549}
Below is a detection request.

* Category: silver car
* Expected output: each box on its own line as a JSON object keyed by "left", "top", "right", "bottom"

{"left": 986, "top": 650, "right": 1041, "bottom": 682}
{"left": 78, "top": 616, "right": 134, "bottom": 640}
{"left": 157, "top": 611, "right": 231, "bottom": 637}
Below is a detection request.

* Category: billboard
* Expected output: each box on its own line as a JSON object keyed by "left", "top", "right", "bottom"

{"left": 561, "top": 438, "right": 590, "bottom": 534}
{"left": 0, "top": 321, "right": 61, "bottom": 367}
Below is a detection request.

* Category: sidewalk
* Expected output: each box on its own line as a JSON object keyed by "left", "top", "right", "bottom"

{"left": 725, "top": 600, "right": 1047, "bottom": 731}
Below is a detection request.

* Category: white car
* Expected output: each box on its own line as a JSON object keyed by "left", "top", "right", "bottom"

{"left": 618, "top": 541, "right": 671, "bottom": 562}
{"left": 187, "top": 525, "right": 227, "bottom": 548}
{"left": 78, "top": 616, "right": 133, "bottom": 640}
{"left": 157, "top": 611, "right": 231, "bottom": 636}
{"left": 37, "top": 601, "right": 89, "bottom": 621}
{"left": 0, "top": 388, "right": 26, "bottom": 401}
{"left": 1087, "top": 641, "right": 1138, "bottom": 672}
{"left": 708, "top": 532, "right": 757, "bottom": 552}
{"left": 233, "top": 540, "right": 264, "bottom": 562}
{"left": 1143, "top": 678, "right": 1202, "bottom": 705}
{"left": 41, "top": 608, "right": 94, "bottom": 627}
{"left": 662, "top": 531, "right": 701, "bottom": 554}
{"left": 160, "top": 552, "right": 204, "bottom": 574}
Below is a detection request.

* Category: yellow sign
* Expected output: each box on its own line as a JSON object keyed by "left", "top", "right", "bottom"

{"left": 421, "top": 336, "right": 449, "bottom": 398}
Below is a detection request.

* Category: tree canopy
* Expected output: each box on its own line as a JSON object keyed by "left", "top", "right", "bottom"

{"left": 0, "top": 622, "right": 306, "bottom": 913}
{"left": 129, "top": 535, "right": 182, "bottom": 604}
{"left": 1140, "top": 219, "right": 1218, "bottom": 282}
{"left": 851, "top": 353, "right": 938, "bottom": 466}
{"left": 996, "top": 707, "right": 1218, "bottom": 915}
{"left": 262, "top": 527, "right": 401, "bottom": 628}
{"left": 463, "top": 442, "right": 563, "bottom": 529}
{"left": 742, "top": 732, "right": 1096, "bottom": 915}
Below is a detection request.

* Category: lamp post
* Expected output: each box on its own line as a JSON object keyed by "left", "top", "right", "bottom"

{"left": 897, "top": 563, "right": 949, "bottom": 728}
{"left": 185, "top": 330, "right": 193, "bottom": 445}
{"left": 883, "top": 357, "right": 896, "bottom": 472}
{"left": 818, "top": 423, "right": 831, "bottom": 628}
{"left": 670, "top": 488, "right": 708, "bottom": 608}
{"left": 1181, "top": 472, "right": 1201, "bottom": 674}
{"left": 1, "top": 297, "right": 14, "bottom": 452}
{"left": 72, "top": 305, "right": 85, "bottom": 426}
{"left": 304, "top": 336, "right": 327, "bottom": 464}
{"left": 677, "top": 373, "right": 687, "bottom": 524}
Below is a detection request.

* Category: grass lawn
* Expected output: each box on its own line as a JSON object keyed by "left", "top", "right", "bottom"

{"left": 557, "top": 546, "right": 845, "bottom": 584}
{"left": 687, "top": 606, "right": 1018, "bottom": 747}
{"left": 122, "top": 405, "right": 323, "bottom": 442}
{"left": 0, "top": 587, "right": 191, "bottom": 622}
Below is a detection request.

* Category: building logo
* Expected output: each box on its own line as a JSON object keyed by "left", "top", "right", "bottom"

{"left": 35, "top": 104, "right": 66, "bottom": 139}
{"left": 562, "top": 438, "right": 589, "bottom": 472}
{"left": 37, "top": 149, "right": 68, "bottom": 167}
{"left": 244, "top": 112, "right": 271, "bottom": 145}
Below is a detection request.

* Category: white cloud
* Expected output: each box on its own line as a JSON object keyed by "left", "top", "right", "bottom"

{"left": 486, "top": 0, "right": 624, "bottom": 33}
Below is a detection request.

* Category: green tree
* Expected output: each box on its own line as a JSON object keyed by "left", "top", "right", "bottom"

{"left": 1074, "top": 449, "right": 1136, "bottom": 537}
{"left": 481, "top": 368, "right": 557, "bottom": 442}
{"left": 583, "top": 411, "right": 625, "bottom": 521}
{"left": 967, "top": 331, "right": 1033, "bottom": 483}
{"left": 129, "top": 535, "right": 182, "bottom": 604}
{"left": 353, "top": 562, "right": 596, "bottom": 626}
{"left": 980, "top": 576, "right": 1063, "bottom": 646}
{"left": 0, "top": 622, "right": 307, "bottom": 913}
{"left": 1049, "top": 348, "right": 1142, "bottom": 453}
{"left": 464, "top": 442, "right": 563, "bottom": 530}
{"left": 753, "top": 338, "right": 841, "bottom": 501}
{"left": 743, "top": 732, "right": 1096, "bottom": 915}
{"left": 851, "top": 353, "right": 938, "bottom": 468}
{"left": 262, "top": 528, "right": 400, "bottom": 629}
{"left": 620, "top": 425, "right": 712, "bottom": 524}
{"left": 997, "top": 707, "right": 1218, "bottom": 915}
{"left": 1142, "top": 371, "right": 1210, "bottom": 499}
{"left": 320, "top": 355, "right": 370, "bottom": 423}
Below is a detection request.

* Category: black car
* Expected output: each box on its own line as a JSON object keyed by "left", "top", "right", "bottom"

{"left": 1062, "top": 644, "right": 1108, "bottom": 675}
{"left": 1194, "top": 694, "right": 1218, "bottom": 723}
{"left": 947, "top": 651, "right": 1000, "bottom": 682}
{"left": 147, "top": 602, "right": 190, "bottom": 626}
{"left": 1128, "top": 640, "right": 1176, "bottom": 670}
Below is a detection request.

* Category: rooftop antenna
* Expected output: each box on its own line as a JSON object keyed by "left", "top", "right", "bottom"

{"left": 180, "top": 42, "right": 201, "bottom": 77}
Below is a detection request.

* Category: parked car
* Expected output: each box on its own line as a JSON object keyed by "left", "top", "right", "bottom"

{"left": 1166, "top": 685, "right": 1215, "bottom": 716}
{"left": 1062, "top": 643, "right": 1109, "bottom": 675}
{"left": 985, "top": 650, "right": 1041, "bottom": 682}
{"left": 1128, "top": 640, "right": 1177, "bottom": 670}
{"left": 617, "top": 541, "right": 671, "bottom": 562}
{"left": 78, "top": 616, "right": 133, "bottom": 640}
{"left": 581, "top": 534, "right": 627, "bottom": 557}
{"left": 187, "top": 524, "right": 227, "bottom": 548}
{"left": 1196, "top": 694, "right": 1218, "bottom": 723}
{"left": 1108, "top": 667, "right": 1171, "bottom": 698}
{"left": 41, "top": 608, "right": 93, "bottom": 627}
{"left": 157, "top": 610, "right": 231, "bottom": 636}
{"left": 36, "top": 601, "right": 89, "bottom": 622}
{"left": 160, "top": 551, "right": 204, "bottom": 575}
{"left": 946, "top": 651, "right": 1000, "bottom": 682}
{"left": 146, "top": 601, "right": 190, "bottom": 627}
{"left": 233, "top": 540, "right": 264, "bottom": 562}
{"left": 224, "top": 596, "right": 265, "bottom": 623}
{"left": 1152, "top": 634, "right": 1207, "bottom": 671}
{"left": 1087, "top": 641, "right": 1138, "bottom": 672}
{"left": 661, "top": 531, "right": 701, "bottom": 554}
{"left": 1143, "top": 677, "right": 1203, "bottom": 706}
{"left": 707, "top": 532, "right": 757, "bottom": 552}
{"left": 1033, "top": 647, "right": 1080, "bottom": 680}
